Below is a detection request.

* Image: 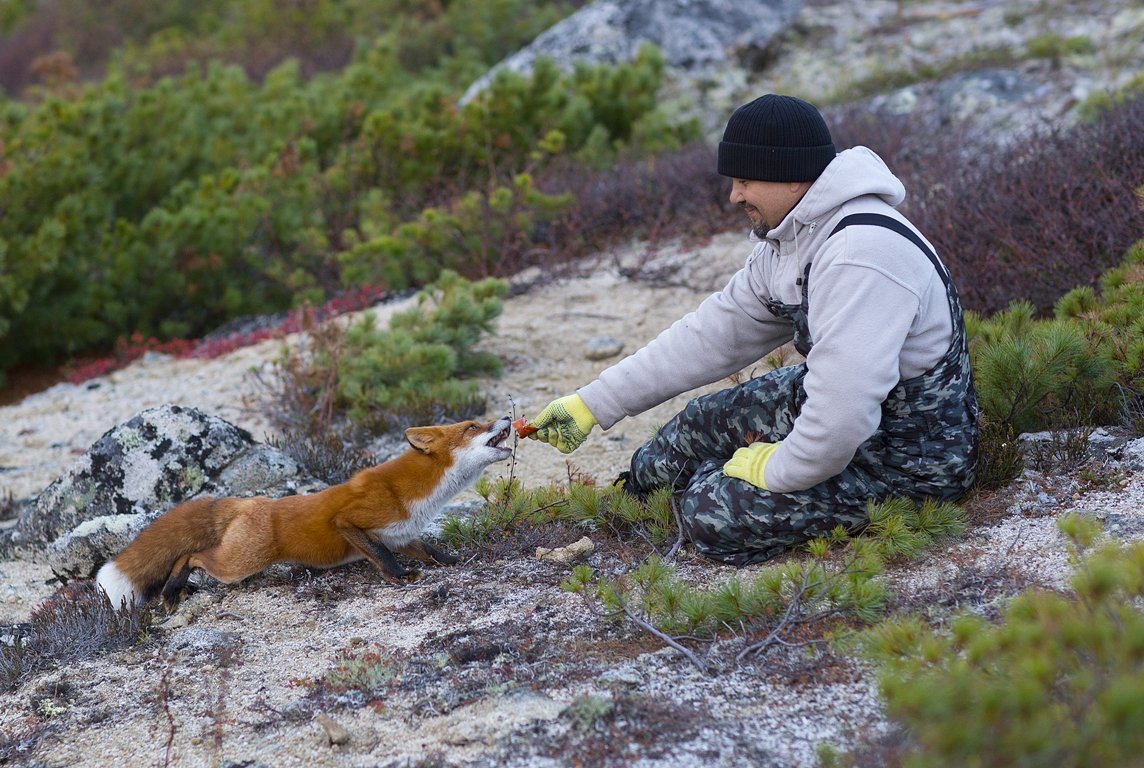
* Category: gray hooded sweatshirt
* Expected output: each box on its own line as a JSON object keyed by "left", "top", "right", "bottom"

{"left": 577, "top": 147, "right": 955, "bottom": 493}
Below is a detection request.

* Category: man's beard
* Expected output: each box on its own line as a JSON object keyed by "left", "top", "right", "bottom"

{"left": 741, "top": 203, "right": 770, "bottom": 238}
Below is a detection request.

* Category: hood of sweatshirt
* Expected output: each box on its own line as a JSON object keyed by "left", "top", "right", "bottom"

{"left": 764, "top": 146, "right": 906, "bottom": 246}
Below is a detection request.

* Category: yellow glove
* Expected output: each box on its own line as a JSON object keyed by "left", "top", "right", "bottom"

{"left": 528, "top": 394, "right": 597, "bottom": 454}
{"left": 723, "top": 441, "right": 781, "bottom": 490}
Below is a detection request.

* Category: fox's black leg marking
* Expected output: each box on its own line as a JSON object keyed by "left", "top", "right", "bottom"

{"left": 338, "top": 525, "right": 414, "bottom": 582}
{"left": 160, "top": 557, "right": 195, "bottom": 609}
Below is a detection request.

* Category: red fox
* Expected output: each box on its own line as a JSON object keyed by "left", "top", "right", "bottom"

{"left": 95, "top": 417, "right": 513, "bottom": 610}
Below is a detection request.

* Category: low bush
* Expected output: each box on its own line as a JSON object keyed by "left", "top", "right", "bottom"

{"left": 0, "top": 0, "right": 580, "bottom": 98}
{"left": 540, "top": 140, "right": 728, "bottom": 259}
{"left": 301, "top": 642, "right": 400, "bottom": 711}
{"left": 972, "top": 416, "right": 1025, "bottom": 491}
{"left": 265, "top": 429, "right": 377, "bottom": 487}
{"left": 969, "top": 302, "right": 1118, "bottom": 433}
{"left": 967, "top": 235, "right": 1144, "bottom": 434}
{"left": 259, "top": 271, "right": 507, "bottom": 438}
{"left": 337, "top": 271, "right": 507, "bottom": 430}
{"left": 832, "top": 96, "right": 1144, "bottom": 316}
{"left": 860, "top": 514, "right": 1144, "bottom": 767}
{"left": 559, "top": 496, "right": 965, "bottom": 674}
{"left": 0, "top": 38, "right": 691, "bottom": 382}
{"left": 340, "top": 172, "right": 574, "bottom": 291}
{"left": 448, "top": 478, "right": 964, "bottom": 673}
{"left": 0, "top": 582, "right": 153, "bottom": 691}
{"left": 443, "top": 478, "right": 677, "bottom": 554}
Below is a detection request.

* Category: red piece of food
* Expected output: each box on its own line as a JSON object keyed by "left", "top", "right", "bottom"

{"left": 512, "top": 417, "right": 538, "bottom": 438}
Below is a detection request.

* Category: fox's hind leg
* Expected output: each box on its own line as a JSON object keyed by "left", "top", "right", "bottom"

{"left": 399, "top": 539, "right": 459, "bottom": 566}
{"left": 160, "top": 554, "right": 195, "bottom": 610}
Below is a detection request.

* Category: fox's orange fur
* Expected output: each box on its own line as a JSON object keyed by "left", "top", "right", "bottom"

{"left": 96, "top": 418, "right": 513, "bottom": 609}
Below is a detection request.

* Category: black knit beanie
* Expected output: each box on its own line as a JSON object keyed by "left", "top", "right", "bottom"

{"left": 717, "top": 94, "right": 836, "bottom": 182}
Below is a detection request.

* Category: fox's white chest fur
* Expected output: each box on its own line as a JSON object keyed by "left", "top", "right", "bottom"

{"left": 376, "top": 442, "right": 494, "bottom": 547}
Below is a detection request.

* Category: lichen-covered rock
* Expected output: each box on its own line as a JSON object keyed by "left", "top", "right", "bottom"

{"left": 461, "top": 0, "right": 802, "bottom": 105}
{"left": 215, "top": 443, "right": 311, "bottom": 498}
{"left": 45, "top": 512, "right": 150, "bottom": 583}
{"left": 28, "top": 406, "right": 327, "bottom": 577}
{"left": 3, "top": 405, "right": 286, "bottom": 556}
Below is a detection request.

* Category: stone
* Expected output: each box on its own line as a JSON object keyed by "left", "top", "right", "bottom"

{"left": 5, "top": 405, "right": 257, "bottom": 553}
{"left": 45, "top": 512, "right": 150, "bottom": 582}
{"left": 461, "top": 0, "right": 803, "bottom": 104}
{"left": 536, "top": 536, "right": 595, "bottom": 563}
{"left": 315, "top": 713, "right": 352, "bottom": 746}
{"left": 4, "top": 405, "right": 315, "bottom": 575}
{"left": 584, "top": 336, "right": 624, "bottom": 361}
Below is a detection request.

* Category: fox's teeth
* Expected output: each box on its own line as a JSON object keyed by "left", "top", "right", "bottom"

{"left": 487, "top": 426, "right": 510, "bottom": 448}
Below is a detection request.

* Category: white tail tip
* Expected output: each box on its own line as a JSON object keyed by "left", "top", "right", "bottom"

{"left": 95, "top": 561, "right": 140, "bottom": 610}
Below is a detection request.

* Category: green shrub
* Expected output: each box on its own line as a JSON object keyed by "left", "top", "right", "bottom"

{"left": 1, "top": 0, "right": 578, "bottom": 96}
{"left": 1057, "top": 243, "right": 1144, "bottom": 393}
{"left": 0, "top": 61, "right": 344, "bottom": 371}
{"left": 1026, "top": 34, "right": 1096, "bottom": 61}
{"left": 1078, "top": 73, "right": 1144, "bottom": 120}
{"left": 341, "top": 172, "right": 573, "bottom": 290}
{"left": 970, "top": 302, "right": 1118, "bottom": 433}
{"left": 862, "top": 515, "right": 1144, "bottom": 767}
{"left": 329, "top": 271, "right": 506, "bottom": 432}
{"left": 0, "top": 30, "right": 688, "bottom": 381}
{"left": 968, "top": 237, "right": 1144, "bottom": 434}
{"left": 559, "top": 496, "right": 965, "bottom": 674}
{"left": 442, "top": 478, "right": 678, "bottom": 552}
{"left": 453, "top": 483, "right": 963, "bottom": 666}
{"left": 258, "top": 271, "right": 506, "bottom": 436}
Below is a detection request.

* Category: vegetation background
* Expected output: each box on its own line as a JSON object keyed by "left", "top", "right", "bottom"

{"left": 3, "top": 0, "right": 1142, "bottom": 396}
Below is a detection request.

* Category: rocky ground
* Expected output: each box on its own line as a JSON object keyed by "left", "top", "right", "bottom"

{"left": 1, "top": 0, "right": 1143, "bottom": 765}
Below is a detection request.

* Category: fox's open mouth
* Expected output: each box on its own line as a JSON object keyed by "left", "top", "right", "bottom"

{"left": 487, "top": 421, "right": 512, "bottom": 452}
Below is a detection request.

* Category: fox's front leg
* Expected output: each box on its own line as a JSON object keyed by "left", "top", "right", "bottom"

{"left": 336, "top": 524, "right": 414, "bottom": 583}
{"left": 399, "top": 539, "right": 459, "bottom": 566}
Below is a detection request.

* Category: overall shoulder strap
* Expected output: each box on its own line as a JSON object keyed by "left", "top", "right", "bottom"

{"left": 828, "top": 212, "right": 952, "bottom": 290}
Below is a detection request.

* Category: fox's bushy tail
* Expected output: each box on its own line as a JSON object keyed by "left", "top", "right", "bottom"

{"left": 95, "top": 498, "right": 234, "bottom": 608}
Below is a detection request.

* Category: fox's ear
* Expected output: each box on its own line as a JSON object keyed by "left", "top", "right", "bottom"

{"left": 405, "top": 427, "right": 436, "bottom": 454}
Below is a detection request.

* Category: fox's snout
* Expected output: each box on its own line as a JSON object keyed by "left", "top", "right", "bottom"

{"left": 479, "top": 417, "right": 514, "bottom": 457}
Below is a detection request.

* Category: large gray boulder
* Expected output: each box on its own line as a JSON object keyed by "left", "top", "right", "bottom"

{"left": 2, "top": 405, "right": 312, "bottom": 572}
{"left": 461, "top": 0, "right": 803, "bottom": 111}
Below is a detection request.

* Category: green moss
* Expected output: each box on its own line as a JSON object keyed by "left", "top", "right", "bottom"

{"left": 1026, "top": 33, "right": 1096, "bottom": 60}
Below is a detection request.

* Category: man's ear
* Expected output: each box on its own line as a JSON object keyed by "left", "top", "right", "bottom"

{"left": 405, "top": 427, "right": 436, "bottom": 454}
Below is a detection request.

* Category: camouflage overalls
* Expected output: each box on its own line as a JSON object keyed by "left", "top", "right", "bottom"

{"left": 625, "top": 214, "right": 979, "bottom": 565}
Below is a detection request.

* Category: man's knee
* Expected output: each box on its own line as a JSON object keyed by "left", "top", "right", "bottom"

{"left": 678, "top": 473, "right": 789, "bottom": 564}
{"left": 678, "top": 469, "right": 870, "bottom": 565}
